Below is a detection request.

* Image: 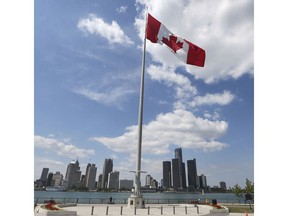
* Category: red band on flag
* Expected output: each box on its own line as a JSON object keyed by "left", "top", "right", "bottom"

{"left": 146, "top": 14, "right": 161, "bottom": 43}
{"left": 146, "top": 13, "right": 206, "bottom": 67}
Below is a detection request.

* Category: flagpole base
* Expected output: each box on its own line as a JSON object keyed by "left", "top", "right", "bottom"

{"left": 128, "top": 194, "right": 145, "bottom": 209}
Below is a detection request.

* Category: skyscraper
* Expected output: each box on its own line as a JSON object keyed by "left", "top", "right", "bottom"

{"left": 220, "top": 181, "right": 226, "bottom": 190}
{"left": 85, "top": 164, "right": 97, "bottom": 190}
{"left": 84, "top": 163, "right": 91, "bottom": 186}
{"left": 52, "top": 171, "right": 63, "bottom": 186}
{"left": 174, "top": 148, "right": 186, "bottom": 188}
{"left": 46, "top": 172, "right": 54, "bottom": 186}
{"left": 162, "top": 161, "right": 171, "bottom": 189}
{"left": 172, "top": 158, "right": 181, "bottom": 189}
{"left": 101, "top": 158, "right": 113, "bottom": 188}
{"left": 108, "top": 171, "right": 119, "bottom": 189}
{"left": 65, "top": 159, "right": 81, "bottom": 188}
{"left": 145, "top": 175, "right": 153, "bottom": 187}
{"left": 40, "top": 168, "right": 49, "bottom": 180}
{"left": 199, "top": 174, "right": 207, "bottom": 189}
{"left": 187, "top": 159, "right": 198, "bottom": 190}
{"left": 97, "top": 174, "right": 103, "bottom": 188}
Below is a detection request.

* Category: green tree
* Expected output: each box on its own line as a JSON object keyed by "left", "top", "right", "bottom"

{"left": 232, "top": 178, "right": 254, "bottom": 209}
{"left": 231, "top": 184, "right": 243, "bottom": 203}
{"left": 244, "top": 178, "right": 254, "bottom": 196}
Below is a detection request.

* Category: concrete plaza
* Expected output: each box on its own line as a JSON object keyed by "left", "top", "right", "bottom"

{"left": 34, "top": 203, "right": 254, "bottom": 216}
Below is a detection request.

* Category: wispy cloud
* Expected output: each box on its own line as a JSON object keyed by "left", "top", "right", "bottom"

{"left": 35, "top": 135, "right": 95, "bottom": 159}
{"left": 73, "top": 86, "right": 136, "bottom": 108}
{"left": 117, "top": 6, "right": 128, "bottom": 13}
{"left": 78, "top": 14, "right": 134, "bottom": 46}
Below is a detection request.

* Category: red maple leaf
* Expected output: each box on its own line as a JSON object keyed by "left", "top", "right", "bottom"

{"left": 161, "top": 35, "right": 183, "bottom": 53}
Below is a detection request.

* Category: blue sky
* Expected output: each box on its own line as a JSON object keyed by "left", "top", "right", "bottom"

{"left": 34, "top": 0, "right": 254, "bottom": 188}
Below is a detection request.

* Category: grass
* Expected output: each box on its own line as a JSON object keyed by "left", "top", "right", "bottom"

{"left": 223, "top": 204, "right": 254, "bottom": 213}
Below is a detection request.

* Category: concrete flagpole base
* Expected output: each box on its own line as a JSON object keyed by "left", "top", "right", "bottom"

{"left": 128, "top": 194, "right": 145, "bottom": 209}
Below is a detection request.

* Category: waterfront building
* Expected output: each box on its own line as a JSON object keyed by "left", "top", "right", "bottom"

{"left": 199, "top": 174, "right": 207, "bottom": 189}
{"left": 107, "top": 171, "right": 119, "bottom": 189}
{"left": 220, "top": 181, "right": 227, "bottom": 190}
{"left": 81, "top": 175, "right": 86, "bottom": 184}
{"left": 145, "top": 175, "right": 153, "bottom": 187}
{"left": 174, "top": 148, "right": 186, "bottom": 188}
{"left": 86, "top": 164, "right": 97, "bottom": 190}
{"left": 172, "top": 158, "right": 181, "bottom": 189}
{"left": 46, "top": 172, "right": 54, "bottom": 186}
{"left": 98, "top": 174, "right": 103, "bottom": 188}
{"left": 187, "top": 159, "right": 198, "bottom": 190}
{"left": 119, "top": 179, "right": 133, "bottom": 190}
{"left": 151, "top": 179, "right": 158, "bottom": 188}
{"left": 162, "top": 161, "right": 171, "bottom": 189}
{"left": 35, "top": 168, "right": 50, "bottom": 188}
{"left": 101, "top": 158, "right": 113, "bottom": 188}
{"left": 84, "top": 163, "right": 91, "bottom": 186}
{"left": 40, "top": 168, "right": 49, "bottom": 180}
{"left": 52, "top": 171, "right": 63, "bottom": 186}
{"left": 65, "top": 159, "right": 81, "bottom": 188}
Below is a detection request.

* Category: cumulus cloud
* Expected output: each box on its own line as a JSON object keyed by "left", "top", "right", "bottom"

{"left": 78, "top": 14, "right": 133, "bottom": 45}
{"left": 35, "top": 135, "right": 95, "bottom": 158}
{"left": 135, "top": 0, "right": 253, "bottom": 83}
{"left": 191, "top": 90, "right": 235, "bottom": 107}
{"left": 91, "top": 109, "right": 228, "bottom": 154}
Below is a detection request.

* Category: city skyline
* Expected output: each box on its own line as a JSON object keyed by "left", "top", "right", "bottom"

{"left": 35, "top": 147, "right": 236, "bottom": 191}
{"left": 34, "top": 0, "right": 254, "bottom": 188}
{"left": 35, "top": 155, "right": 228, "bottom": 190}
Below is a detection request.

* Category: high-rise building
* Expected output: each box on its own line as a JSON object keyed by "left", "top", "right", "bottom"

{"left": 101, "top": 158, "right": 113, "bottom": 188}
{"left": 181, "top": 162, "right": 187, "bottom": 188}
{"left": 145, "top": 175, "right": 153, "bottom": 187}
{"left": 40, "top": 168, "right": 49, "bottom": 180}
{"left": 85, "top": 164, "right": 97, "bottom": 190}
{"left": 52, "top": 171, "right": 63, "bottom": 186}
{"left": 162, "top": 161, "right": 171, "bottom": 189}
{"left": 220, "top": 181, "right": 226, "bottom": 190}
{"left": 46, "top": 172, "right": 54, "bottom": 186}
{"left": 119, "top": 179, "right": 133, "bottom": 190}
{"left": 97, "top": 174, "right": 103, "bottom": 188}
{"left": 108, "top": 171, "right": 119, "bottom": 189}
{"left": 84, "top": 163, "right": 91, "bottom": 186}
{"left": 174, "top": 148, "right": 186, "bottom": 188}
{"left": 187, "top": 159, "right": 198, "bottom": 190}
{"left": 65, "top": 159, "right": 81, "bottom": 188}
{"left": 172, "top": 158, "right": 181, "bottom": 189}
{"left": 199, "top": 174, "right": 207, "bottom": 189}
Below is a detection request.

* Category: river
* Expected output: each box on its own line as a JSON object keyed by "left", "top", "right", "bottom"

{"left": 34, "top": 191, "right": 246, "bottom": 204}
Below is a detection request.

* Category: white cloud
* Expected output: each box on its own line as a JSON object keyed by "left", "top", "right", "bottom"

{"left": 204, "top": 111, "right": 221, "bottom": 121}
{"left": 35, "top": 135, "right": 95, "bottom": 159}
{"left": 147, "top": 64, "right": 197, "bottom": 109}
{"left": 78, "top": 14, "right": 134, "bottom": 46}
{"left": 191, "top": 90, "right": 235, "bottom": 107}
{"left": 91, "top": 109, "right": 228, "bottom": 154}
{"left": 117, "top": 6, "right": 128, "bottom": 13}
{"left": 135, "top": 0, "right": 253, "bottom": 83}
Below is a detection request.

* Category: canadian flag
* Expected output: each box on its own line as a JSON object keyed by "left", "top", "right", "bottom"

{"left": 146, "top": 13, "right": 206, "bottom": 67}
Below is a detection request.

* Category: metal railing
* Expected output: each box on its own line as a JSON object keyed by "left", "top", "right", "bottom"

{"left": 34, "top": 197, "right": 252, "bottom": 205}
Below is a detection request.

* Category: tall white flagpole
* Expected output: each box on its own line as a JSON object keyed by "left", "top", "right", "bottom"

{"left": 128, "top": 11, "right": 148, "bottom": 209}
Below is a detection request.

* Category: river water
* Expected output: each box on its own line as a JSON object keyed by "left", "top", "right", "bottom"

{"left": 34, "top": 191, "right": 246, "bottom": 204}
